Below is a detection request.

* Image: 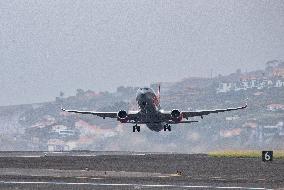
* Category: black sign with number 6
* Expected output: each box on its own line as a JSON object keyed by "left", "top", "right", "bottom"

{"left": 262, "top": 151, "right": 273, "bottom": 162}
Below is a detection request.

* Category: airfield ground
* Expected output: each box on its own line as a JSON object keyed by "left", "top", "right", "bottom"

{"left": 0, "top": 151, "right": 283, "bottom": 189}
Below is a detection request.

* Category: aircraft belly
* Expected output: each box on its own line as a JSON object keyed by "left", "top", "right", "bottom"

{"left": 136, "top": 91, "right": 165, "bottom": 131}
{"left": 146, "top": 123, "right": 164, "bottom": 132}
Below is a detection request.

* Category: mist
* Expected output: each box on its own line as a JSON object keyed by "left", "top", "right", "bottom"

{"left": 0, "top": 0, "right": 283, "bottom": 106}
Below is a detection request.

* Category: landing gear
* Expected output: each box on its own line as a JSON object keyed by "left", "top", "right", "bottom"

{"left": 133, "top": 125, "right": 140, "bottom": 132}
{"left": 163, "top": 124, "right": 171, "bottom": 131}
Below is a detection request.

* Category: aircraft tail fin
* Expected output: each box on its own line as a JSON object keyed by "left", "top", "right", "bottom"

{"left": 157, "top": 84, "right": 161, "bottom": 104}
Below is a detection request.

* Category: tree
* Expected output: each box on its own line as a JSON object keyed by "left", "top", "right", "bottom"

{"left": 60, "top": 91, "right": 64, "bottom": 97}
{"left": 76, "top": 89, "right": 85, "bottom": 97}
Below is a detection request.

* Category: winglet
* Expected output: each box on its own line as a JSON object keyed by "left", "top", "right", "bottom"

{"left": 241, "top": 98, "right": 248, "bottom": 109}
{"left": 244, "top": 98, "right": 248, "bottom": 108}
{"left": 61, "top": 107, "right": 66, "bottom": 112}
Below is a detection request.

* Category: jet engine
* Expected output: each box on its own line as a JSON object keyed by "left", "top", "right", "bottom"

{"left": 171, "top": 109, "right": 182, "bottom": 122}
{"left": 117, "top": 110, "right": 128, "bottom": 122}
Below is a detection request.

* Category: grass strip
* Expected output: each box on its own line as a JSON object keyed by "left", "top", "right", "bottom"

{"left": 208, "top": 150, "right": 284, "bottom": 159}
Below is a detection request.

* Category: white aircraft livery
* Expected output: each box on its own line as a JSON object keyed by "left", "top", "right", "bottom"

{"left": 61, "top": 86, "right": 247, "bottom": 132}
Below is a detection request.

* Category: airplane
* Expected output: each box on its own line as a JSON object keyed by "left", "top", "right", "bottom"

{"left": 61, "top": 85, "right": 247, "bottom": 132}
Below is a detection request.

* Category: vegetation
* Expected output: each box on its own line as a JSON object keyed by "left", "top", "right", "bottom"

{"left": 208, "top": 150, "right": 284, "bottom": 159}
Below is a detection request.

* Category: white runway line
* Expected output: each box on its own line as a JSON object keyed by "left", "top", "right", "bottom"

{"left": 132, "top": 153, "right": 146, "bottom": 156}
{"left": 0, "top": 181, "right": 273, "bottom": 190}
{"left": 8, "top": 156, "right": 42, "bottom": 158}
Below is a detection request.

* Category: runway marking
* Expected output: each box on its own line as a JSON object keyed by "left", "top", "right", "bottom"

{"left": 157, "top": 175, "right": 170, "bottom": 178}
{"left": 75, "top": 177, "right": 103, "bottom": 180}
{"left": 75, "top": 177, "right": 89, "bottom": 179}
{"left": 132, "top": 153, "right": 146, "bottom": 156}
{"left": 170, "top": 174, "right": 181, "bottom": 176}
{"left": 0, "top": 181, "right": 273, "bottom": 190}
{"left": 211, "top": 177, "right": 222, "bottom": 179}
{"left": 11, "top": 156, "right": 42, "bottom": 158}
{"left": 235, "top": 178, "right": 246, "bottom": 180}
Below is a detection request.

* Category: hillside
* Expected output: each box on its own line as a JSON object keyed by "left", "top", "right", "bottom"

{"left": 0, "top": 61, "right": 283, "bottom": 152}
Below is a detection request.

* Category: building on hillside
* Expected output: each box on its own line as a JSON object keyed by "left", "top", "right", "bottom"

{"left": 262, "top": 122, "right": 284, "bottom": 140}
{"left": 51, "top": 125, "right": 76, "bottom": 138}
{"left": 216, "top": 83, "right": 232, "bottom": 93}
{"left": 47, "top": 139, "right": 69, "bottom": 151}
{"left": 225, "top": 115, "right": 240, "bottom": 121}
{"left": 216, "top": 77, "right": 284, "bottom": 93}
{"left": 267, "top": 104, "right": 284, "bottom": 111}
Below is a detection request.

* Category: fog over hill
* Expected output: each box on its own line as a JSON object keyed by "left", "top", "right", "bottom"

{"left": 0, "top": 62, "right": 283, "bottom": 152}
{"left": 1, "top": 0, "right": 284, "bottom": 106}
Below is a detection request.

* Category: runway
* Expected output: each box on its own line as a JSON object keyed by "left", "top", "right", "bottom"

{"left": 0, "top": 181, "right": 274, "bottom": 190}
{"left": 0, "top": 151, "right": 282, "bottom": 189}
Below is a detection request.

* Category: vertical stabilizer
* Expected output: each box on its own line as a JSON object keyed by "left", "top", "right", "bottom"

{"left": 157, "top": 84, "right": 161, "bottom": 104}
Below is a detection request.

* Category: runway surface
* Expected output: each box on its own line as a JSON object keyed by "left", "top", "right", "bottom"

{"left": 0, "top": 151, "right": 283, "bottom": 189}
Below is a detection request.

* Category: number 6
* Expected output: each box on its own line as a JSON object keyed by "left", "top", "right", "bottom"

{"left": 265, "top": 152, "right": 271, "bottom": 161}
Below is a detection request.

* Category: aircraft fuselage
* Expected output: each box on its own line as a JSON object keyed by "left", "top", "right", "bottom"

{"left": 136, "top": 87, "right": 166, "bottom": 131}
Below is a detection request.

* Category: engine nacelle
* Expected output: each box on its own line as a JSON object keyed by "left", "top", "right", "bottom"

{"left": 117, "top": 110, "right": 128, "bottom": 123}
{"left": 171, "top": 109, "right": 182, "bottom": 122}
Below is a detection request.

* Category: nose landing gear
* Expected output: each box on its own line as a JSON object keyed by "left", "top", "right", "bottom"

{"left": 133, "top": 125, "right": 140, "bottom": 132}
{"left": 163, "top": 124, "right": 171, "bottom": 131}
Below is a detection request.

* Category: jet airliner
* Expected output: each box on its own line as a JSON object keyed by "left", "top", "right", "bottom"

{"left": 61, "top": 86, "right": 247, "bottom": 132}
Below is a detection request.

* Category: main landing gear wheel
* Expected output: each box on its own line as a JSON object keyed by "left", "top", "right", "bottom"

{"left": 133, "top": 125, "right": 140, "bottom": 132}
{"left": 163, "top": 125, "right": 171, "bottom": 131}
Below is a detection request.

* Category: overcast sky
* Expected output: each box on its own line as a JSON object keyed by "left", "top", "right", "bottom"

{"left": 0, "top": 0, "right": 283, "bottom": 106}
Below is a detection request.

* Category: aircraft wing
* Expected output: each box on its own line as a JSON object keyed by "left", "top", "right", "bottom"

{"left": 61, "top": 108, "right": 117, "bottom": 118}
{"left": 61, "top": 108, "right": 139, "bottom": 120}
{"left": 182, "top": 103, "right": 247, "bottom": 119}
